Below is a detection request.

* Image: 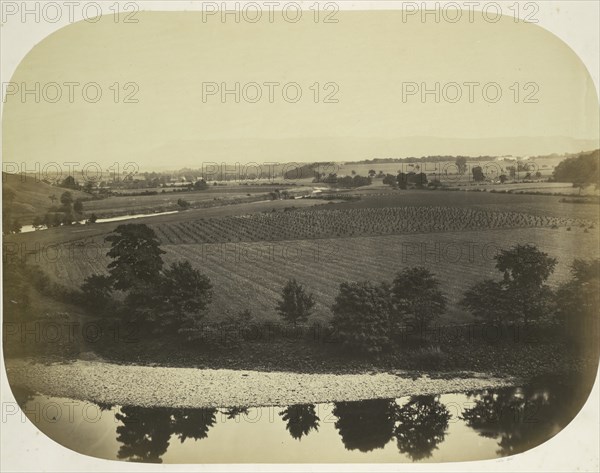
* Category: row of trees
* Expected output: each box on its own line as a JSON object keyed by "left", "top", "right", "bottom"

{"left": 274, "top": 244, "right": 598, "bottom": 353}
{"left": 81, "top": 225, "right": 597, "bottom": 355}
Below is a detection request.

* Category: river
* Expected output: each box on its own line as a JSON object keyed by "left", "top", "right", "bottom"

{"left": 9, "top": 375, "right": 588, "bottom": 463}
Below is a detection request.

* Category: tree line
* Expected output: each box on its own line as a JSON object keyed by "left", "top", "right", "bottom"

{"left": 80, "top": 224, "right": 598, "bottom": 354}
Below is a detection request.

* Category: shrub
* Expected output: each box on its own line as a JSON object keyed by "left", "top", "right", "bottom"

{"left": 276, "top": 279, "right": 316, "bottom": 325}
{"left": 331, "top": 281, "right": 391, "bottom": 354}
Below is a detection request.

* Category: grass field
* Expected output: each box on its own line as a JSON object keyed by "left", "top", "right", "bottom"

{"left": 6, "top": 173, "right": 599, "bottom": 326}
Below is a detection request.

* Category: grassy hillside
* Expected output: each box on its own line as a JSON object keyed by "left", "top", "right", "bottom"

{"left": 2, "top": 172, "right": 90, "bottom": 222}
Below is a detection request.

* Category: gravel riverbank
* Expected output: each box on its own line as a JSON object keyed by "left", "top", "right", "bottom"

{"left": 6, "top": 359, "right": 519, "bottom": 408}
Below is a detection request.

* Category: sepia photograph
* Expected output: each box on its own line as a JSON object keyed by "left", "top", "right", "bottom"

{"left": 1, "top": 1, "right": 599, "bottom": 470}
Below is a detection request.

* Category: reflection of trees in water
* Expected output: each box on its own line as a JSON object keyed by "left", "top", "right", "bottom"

{"left": 333, "top": 396, "right": 451, "bottom": 459}
{"left": 110, "top": 376, "right": 588, "bottom": 463}
{"left": 279, "top": 404, "right": 320, "bottom": 440}
{"left": 116, "top": 406, "right": 172, "bottom": 463}
{"left": 172, "top": 408, "right": 217, "bottom": 442}
{"left": 115, "top": 406, "right": 217, "bottom": 462}
{"left": 460, "top": 380, "right": 580, "bottom": 457}
{"left": 333, "top": 399, "right": 397, "bottom": 452}
{"left": 222, "top": 407, "right": 250, "bottom": 419}
{"left": 395, "top": 395, "right": 451, "bottom": 461}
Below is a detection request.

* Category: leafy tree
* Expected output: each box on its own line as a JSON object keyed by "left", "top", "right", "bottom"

{"left": 460, "top": 279, "right": 507, "bottom": 324}
{"left": 383, "top": 174, "right": 397, "bottom": 187}
{"left": 472, "top": 166, "right": 485, "bottom": 182}
{"left": 461, "top": 244, "right": 557, "bottom": 326}
{"left": 455, "top": 156, "right": 468, "bottom": 175}
{"left": 554, "top": 259, "right": 600, "bottom": 350}
{"left": 390, "top": 267, "right": 447, "bottom": 334}
{"left": 552, "top": 150, "right": 599, "bottom": 188}
{"left": 32, "top": 216, "right": 44, "bottom": 229}
{"left": 280, "top": 404, "right": 320, "bottom": 440}
{"left": 177, "top": 198, "right": 191, "bottom": 210}
{"left": 414, "top": 172, "right": 428, "bottom": 189}
{"left": 397, "top": 172, "right": 408, "bottom": 190}
{"left": 61, "top": 175, "right": 79, "bottom": 190}
{"left": 60, "top": 191, "right": 74, "bottom": 207}
{"left": 331, "top": 281, "right": 391, "bottom": 353}
{"left": 73, "top": 199, "right": 84, "bottom": 214}
{"left": 80, "top": 274, "right": 113, "bottom": 310}
{"left": 276, "top": 279, "right": 316, "bottom": 325}
{"left": 154, "top": 261, "right": 213, "bottom": 331}
{"left": 368, "top": 169, "right": 377, "bottom": 178}
{"left": 499, "top": 174, "right": 508, "bottom": 184}
{"left": 86, "top": 213, "right": 98, "bottom": 224}
{"left": 194, "top": 179, "right": 208, "bottom": 190}
{"left": 105, "top": 224, "right": 165, "bottom": 291}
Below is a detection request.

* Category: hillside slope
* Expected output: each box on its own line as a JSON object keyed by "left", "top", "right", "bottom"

{"left": 2, "top": 172, "right": 90, "bottom": 224}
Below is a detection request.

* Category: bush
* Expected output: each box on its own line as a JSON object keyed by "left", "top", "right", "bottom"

{"left": 331, "top": 281, "right": 391, "bottom": 354}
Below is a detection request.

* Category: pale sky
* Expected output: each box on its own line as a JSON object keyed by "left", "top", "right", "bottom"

{"left": 3, "top": 11, "right": 599, "bottom": 169}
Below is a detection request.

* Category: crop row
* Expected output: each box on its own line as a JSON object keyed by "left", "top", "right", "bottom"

{"left": 150, "top": 206, "right": 593, "bottom": 245}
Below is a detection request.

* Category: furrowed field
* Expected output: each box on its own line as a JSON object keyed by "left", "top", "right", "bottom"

{"left": 23, "top": 192, "right": 599, "bottom": 325}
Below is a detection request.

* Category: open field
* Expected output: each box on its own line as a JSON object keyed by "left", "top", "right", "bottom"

{"left": 30, "top": 226, "right": 598, "bottom": 325}
{"left": 6, "top": 182, "right": 598, "bottom": 326}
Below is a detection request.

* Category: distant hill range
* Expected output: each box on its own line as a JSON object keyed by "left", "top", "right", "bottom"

{"left": 129, "top": 136, "right": 599, "bottom": 171}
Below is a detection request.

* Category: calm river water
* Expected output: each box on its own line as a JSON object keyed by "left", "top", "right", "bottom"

{"left": 9, "top": 375, "right": 591, "bottom": 463}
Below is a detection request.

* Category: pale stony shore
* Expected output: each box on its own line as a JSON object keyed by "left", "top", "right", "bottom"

{"left": 5, "top": 359, "right": 519, "bottom": 408}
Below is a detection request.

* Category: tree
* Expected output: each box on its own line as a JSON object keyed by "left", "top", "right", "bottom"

{"left": 86, "top": 213, "right": 98, "bottom": 224}
{"left": 331, "top": 281, "right": 391, "bottom": 353}
{"left": 48, "top": 193, "right": 57, "bottom": 205}
{"left": 80, "top": 274, "right": 113, "bottom": 310}
{"left": 455, "top": 156, "right": 468, "bottom": 175}
{"left": 460, "top": 279, "right": 507, "bottom": 324}
{"left": 276, "top": 279, "right": 315, "bottom": 325}
{"left": 73, "top": 199, "right": 84, "bottom": 214}
{"left": 60, "top": 191, "right": 74, "bottom": 207}
{"left": 462, "top": 244, "right": 557, "bottom": 326}
{"left": 554, "top": 259, "right": 600, "bottom": 350}
{"left": 32, "top": 216, "right": 44, "bottom": 229}
{"left": 368, "top": 169, "right": 376, "bottom": 178}
{"left": 414, "top": 172, "right": 428, "bottom": 189}
{"left": 177, "top": 198, "right": 191, "bottom": 210}
{"left": 154, "top": 261, "right": 213, "bottom": 332}
{"left": 383, "top": 174, "right": 397, "bottom": 187}
{"left": 105, "top": 224, "right": 166, "bottom": 291}
{"left": 397, "top": 172, "right": 408, "bottom": 190}
{"left": 194, "top": 179, "right": 208, "bottom": 190}
{"left": 60, "top": 175, "right": 79, "bottom": 190}
{"left": 552, "top": 150, "right": 599, "bottom": 188}
{"left": 390, "top": 267, "right": 447, "bottom": 334}
{"left": 499, "top": 174, "right": 508, "bottom": 184}
{"left": 472, "top": 166, "right": 485, "bottom": 182}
